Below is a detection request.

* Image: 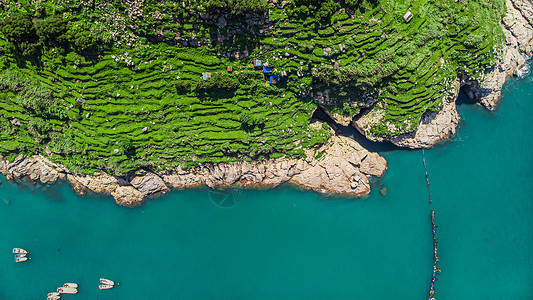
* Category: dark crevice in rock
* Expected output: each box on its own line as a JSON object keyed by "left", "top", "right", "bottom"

{"left": 311, "top": 104, "right": 342, "bottom": 135}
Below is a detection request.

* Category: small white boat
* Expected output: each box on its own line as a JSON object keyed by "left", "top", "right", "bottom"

{"left": 47, "top": 292, "right": 61, "bottom": 300}
{"left": 12, "top": 248, "right": 29, "bottom": 254}
{"left": 100, "top": 278, "right": 114, "bottom": 286}
{"left": 57, "top": 287, "right": 78, "bottom": 294}
{"left": 63, "top": 283, "right": 78, "bottom": 288}
{"left": 15, "top": 253, "right": 26, "bottom": 258}
{"left": 14, "top": 256, "right": 28, "bottom": 263}
{"left": 99, "top": 284, "right": 113, "bottom": 290}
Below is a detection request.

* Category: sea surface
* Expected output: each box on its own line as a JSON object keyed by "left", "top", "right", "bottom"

{"left": 1, "top": 63, "right": 533, "bottom": 300}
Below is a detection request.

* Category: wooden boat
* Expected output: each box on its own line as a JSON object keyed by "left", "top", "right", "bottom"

{"left": 63, "top": 283, "right": 78, "bottom": 288}
{"left": 100, "top": 278, "right": 114, "bottom": 286}
{"left": 99, "top": 284, "right": 113, "bottom": 290}
{"left": 14, "top": 256, "right": 28, "bottom": 263}
{"left": 12, "top": 248, "right": 29, "bottom": 254}
{"left": 57, "top": 286, "right": 78, "bottom": 294}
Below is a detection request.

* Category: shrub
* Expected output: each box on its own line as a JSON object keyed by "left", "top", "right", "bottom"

{"left": 118, "top": 138, "right": 135, "bottom": 155}
{"left": 27, "top": 118, "right": 52, "bottom": 143}
{"left": 239, "top": 111, "right": 263, "bottom": 129}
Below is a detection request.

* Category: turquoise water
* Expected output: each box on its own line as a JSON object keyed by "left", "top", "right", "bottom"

{"left": 1, "top": 68, "right": 533, "bottom": 299}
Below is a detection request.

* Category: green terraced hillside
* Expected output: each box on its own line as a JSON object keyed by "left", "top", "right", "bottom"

{"left": 0, "top": 0, "right": 505, "bottom": 175}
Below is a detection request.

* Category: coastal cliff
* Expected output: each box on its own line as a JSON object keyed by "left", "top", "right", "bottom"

{"left": 374, "top": 0, "right": 533, "bottom": 149}
{"left": 463, "top": 0, "right": 533, "bottom": 109}
{"left": 0, "top": 133, "right": 386, "bottom": 206}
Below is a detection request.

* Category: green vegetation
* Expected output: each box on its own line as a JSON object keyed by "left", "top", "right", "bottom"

{"left": 0, "top": 0, "right": 506, "bottom": 175}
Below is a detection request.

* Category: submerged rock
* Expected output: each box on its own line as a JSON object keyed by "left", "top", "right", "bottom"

{"left": 380, "top": 187, "right": 387, "bottom": 196}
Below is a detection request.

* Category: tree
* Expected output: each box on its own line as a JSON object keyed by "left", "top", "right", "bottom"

{"left": 0, "top": 10, "right": 41, "bottom": 54}
{"left": 34, "top": 15, "right": 68, "bottom": 45}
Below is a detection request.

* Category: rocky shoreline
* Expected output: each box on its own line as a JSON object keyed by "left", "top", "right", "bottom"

{"left": 0, "top": 134, "right": 387, "bottom": 206}
{"left": 354, "top": 0, "right": 533, "bottom": 149}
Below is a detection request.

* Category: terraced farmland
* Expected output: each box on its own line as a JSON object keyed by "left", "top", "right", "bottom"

{"left": 0, "top": 0, "right": 506, "bottom": 174}
{"left": 0, "top": 43, "right": 331, "bottom": 175}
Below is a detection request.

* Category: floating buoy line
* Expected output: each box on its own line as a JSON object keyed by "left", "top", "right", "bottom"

{"left": 422, "top": 150, "right": 432, "bottom": 204}
{"left": 423, "top": 150, "right": 440, "bottom": 300}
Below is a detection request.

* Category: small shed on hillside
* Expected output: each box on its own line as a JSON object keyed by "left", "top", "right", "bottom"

{"left": 403, "top": 11, "right": 413, "bottom": 23}
{"left": 269, "top": 74, "right": 279, "bottom": 85}
{"left": 263, "top": 67, "right": 272, "bottom": 73}
{"left": 202, "top": 72, "right": 212, "bottom": 80}
{"left": 253, "top": 59, "right": 263, "bottom": 67}
{"left": 227, "top": 66, "right": 232, "bottom": 72}
{"left": 281, "top": 70, "right": 287, "bottom": 77}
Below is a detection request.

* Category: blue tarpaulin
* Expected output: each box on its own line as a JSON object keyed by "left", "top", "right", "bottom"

{"left": 269, "top": 75, "right": 279, "bottom": 84}
{"left": 263, "top": 67, "right": 272, "bottom": 73}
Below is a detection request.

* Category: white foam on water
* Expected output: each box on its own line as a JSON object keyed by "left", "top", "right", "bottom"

{"left": 517, "top": 54, "right": 532, "bottom": 78}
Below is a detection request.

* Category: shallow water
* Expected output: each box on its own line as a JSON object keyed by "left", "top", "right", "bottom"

{"left": 1, "top": 67, "right": 532, "bottom": 299}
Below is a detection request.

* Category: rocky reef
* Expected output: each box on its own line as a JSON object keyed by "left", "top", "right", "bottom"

{"left": 0, "top": 134, "right": 386, "bottom": 207}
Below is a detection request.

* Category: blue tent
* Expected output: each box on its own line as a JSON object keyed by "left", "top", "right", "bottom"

{"left": 263, "top": 67, "right": 272, "bottom": 73}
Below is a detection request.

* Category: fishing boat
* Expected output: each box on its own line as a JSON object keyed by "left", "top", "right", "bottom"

{"left": 99, "top": 284, "right": 113, "bottom": 290}
{"left": 47, "top": 292, "right": 61, "bottom": 299}
{"left": 100, "top": 278, "right": 114, "bottom": 286}
{"left": 12, "top": 248, "right": 29, "bottom": 254}
{"left": 57, "top": 287, "right": 78, "bottom": 294}
{"left": 15, "top": 253, "right": 26, "bottom": 258}
{"left": 63, "top": 283, "right": 78, "bottom": 288}
{"left": 14, "top": 256, "right": 28, "bottom": 263}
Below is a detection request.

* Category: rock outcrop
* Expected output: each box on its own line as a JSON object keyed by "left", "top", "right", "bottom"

{"left": 130, "top": 172, "right": 170, "bottom": 196}
{"left": 390, "top": 79, "right": 461, "bottom": 148}
{"left": 111, "top": 186, "right": 144, "bottom": 207}
{"left": 163, "top": 135, "right": 386, "bottom": 196}
{"left": 0, "top": 133, "right": 387, "bottom": 207}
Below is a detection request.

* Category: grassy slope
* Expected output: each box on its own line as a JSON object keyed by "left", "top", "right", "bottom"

{"left": 0, "top": 0, "right": 505, "bottom": 175}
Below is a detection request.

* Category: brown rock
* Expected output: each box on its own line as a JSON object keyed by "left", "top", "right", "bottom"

{"left": 130, "top": 173, "right": 170, "bottom": 196}
{"left": 111, "top": 186, "right": 144, "bottom": 207}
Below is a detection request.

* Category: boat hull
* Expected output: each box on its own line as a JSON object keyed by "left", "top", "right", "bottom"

{"left": 57, "top": 287, "right": 78, "bottom": 294}
{"left": 100, "top": 278, "right": 115, "bottom": 285}
{"left": 12, "top": 248, "right": 29, "bottom": 254}
{"left": 99, "top": 284, "right": 113, "bottom": 290}
{"left": 14, "top": 257, "right": 28, "bottom": 263}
